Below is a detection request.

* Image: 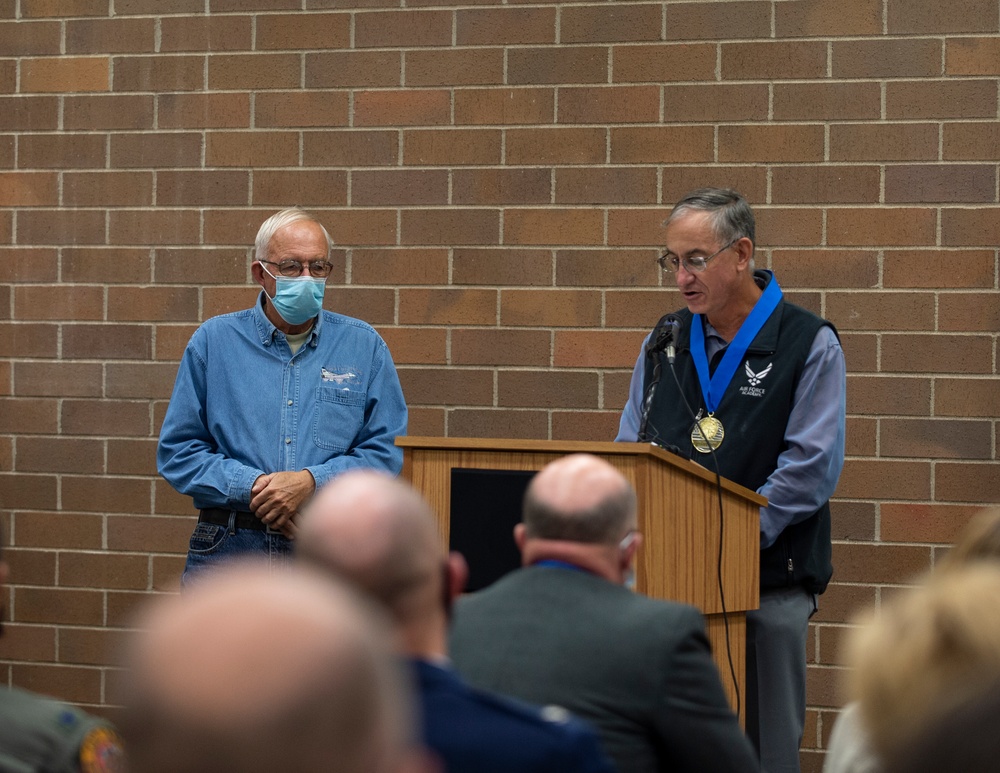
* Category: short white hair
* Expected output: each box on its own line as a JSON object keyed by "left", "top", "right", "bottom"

{"left": 254, "top": 208, "right": 333, "bottom": 263}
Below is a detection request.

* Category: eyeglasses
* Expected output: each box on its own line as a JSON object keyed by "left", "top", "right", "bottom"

{"left": 657, "top": 238, "right": 738, "bottom": 274}
{"left": 260, "top": 259, "right": 334, "bottom": 278}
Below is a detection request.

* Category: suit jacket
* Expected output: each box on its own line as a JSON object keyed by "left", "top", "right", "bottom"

{"left": 412, "top": 658, "right": 614, "bottom": 773}
{"left": 449, "top": 565, "right": 758, "bottom": 773}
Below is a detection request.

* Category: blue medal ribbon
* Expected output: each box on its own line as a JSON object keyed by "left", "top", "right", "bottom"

{"left": 689, "top": 272, "right": 783, "bottom": 414}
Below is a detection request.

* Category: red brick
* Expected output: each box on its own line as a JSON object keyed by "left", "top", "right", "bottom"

{"left": 153, "top": 324, "right": 199, "bottom": 361}
{"left": 839, "top": 459, "right": 933, "bottom": 501}
{"left": 205, "top": 132, "right": 300, "bottom": 167}
{"left": 62, "top": 474, "right": 152, "bottom": 514}
{"left": 939, "top": 292, "right": 1000, "bottom": 332}
{"left": 504, "top": 209, "right": 604, "bottom": 246}
{"left": 0, "top": 171, "right": 56, "bottom": 206}
{"left": 830, "top": 123, "right": 939, "bottom": 162}
{"left": 827, "top": 208, "right": 936, "bottom": 247}
{"left": 773, "top": 83, "right": 881, "bottom": 121}
{"left": 20, "top": 56, "right": 109, "bottom": 92}
{"left": 159, "top": 14, "right": 252, "bottom": 52}
{"left": 947, "top": 36, "right": 1000, "bottom": 75}
{"left": 887, "top": 80, "right": 997, "bottom": 119}
{"left": 833, "top": 38, "right": 943, "bottom": 78}
{"left": 665, "top": 1, "right": 771, "bottom": 40}
{"left": 847, "top": 375, "right": 931, "bottom": 416}
{"left": 0, "top": 397, "right": 57, "bottom": 434}
{"left": 451, "top": 329, "right": 551, "bottom": 366}
{"left": 110, "top": 132, "right": 202, "bottom": 169}
{"left": 106, "top": 362, "right": 181, "bottom": 398}
{"left": 755, "top": 208, "right": 826, "bottom": 247}
{"left": 108, "top": 210, "right": 200, "bottom": 247}
{"left": 16, "top": 437, "right": 104, "bottom": 475}
{"left": 560, "top": 4, "right": 661, "bottom": 43}
{"left": 936, "top": 462, "right": 1000, "bottom": 504}
{"left": 661, "top": 167, "right": 768, "bottom": 206}
{"left": 256, "top": 12, "right": 349, "bottom": 50}
{"left": 557, "top": 86, "right": 659, "bottom": 124}
{"left": 66, "top": 17, "right": 154, "bottom": 54}
{"left": 351, "top": 170, "right": 448, "bottom": 207}
{"left": 0, "top": 474, "right": 56, "bottom": 511}
{"left": 555, "top": 167, "right": 655, "bottom": 205}
{"left": 501, "top": 290, "right": 602, "bottom": 327}
{"left": 211, "top": 0, "right": 297, "bottom": 10}
{"left": 827, "top": 292, "right": 935, "bottom": 331}
{"left": 771, "top": 250, "right": 879, "bottom": 289}
{"left": 106, "top": 285, "right": 198, "bottom": 322}
{"left": 63, "top": 324, "right": 153, "bottom": 360}
{"left": 17, "top": 133, "right": 106, "bottom": 169}
{"left": 0, "top": 624, "right": 56, "bottom": 663}
{"left": 0, "top": 321, "right": 57, "bottom": 357}
{"left": 398, "top": 367, "right": 493, "bottom": 406}
{"left": 406, "top": 49, "right": 504, "bottom": 87}
{"left": 107, "top": 591, "right": 159, "bottom": 628}
{"left": 113, "top": 55, "right": 204, "bottom": 92}
{"left": 303, "top": 130, "right": 398, "bottom": 166}
{"left": 4, "top": 548, "right": 55, "bottom": 585}
{"left": 606, "top": 209, "right": 670, "bottom": 248}
{"left": 447, "top": 409, "right": 548, "bottom": 440}
{"left": 208, "top": 54, "right": 300, "bottom": 90}
{"left": 719, "top": 125, "right": 825, "bottom": 163}
{"left": 605, "top": 290, "right": 679, "bottom": 328}
{"left": 351, "top": 248, "right": 446, "bottom": 286}
{"left": 11, "top": 664, "right": 104, "bottom": 705}
{"left": 554, "top": 330, "right": 645, "bottom": 368}
{"left": 14, "top": 362, "right": 103, "bottom": 398}
{"left": 253, "top": 170, "right": 347, "bottom": 207}
{"left": 887, "top": 0, "right": 999, "bottom": 34}
{"left": 354, "top": 90, "right": 451, "bottom": 127}
{"left": 117, "top": 0, "right": 203, "bottom": 12}
{"left": 452, "top": 248, "right": 552, "bottom": 286}
{"left": 255, "top": 91, "right": 349, "bottom": 128}
{"left": 62, "top": 398, "right": 151, "bottom": 437}
{"left": 378, "top": 327, "right": 447, "bottom": 365}
{"left": 722, "top": 41, "right": 827, "bottom": 79}
{"left": 0, "top": 20, "right": 56, "bottom": 55}
{"left": 62, "top": 248, "right": 151, "bottom": 284}
{"left": 662, "top": 84, "right": 770, "bottom": 121}
{"left": 454, "top": 88, "right": 554, "bottom": 125}
{"left": 325, "top": 287, "right": 396, "bottom": 325}
{"left": 552, "top": 411, "right": 621, "bottom": 441}
{"left": 0, "top": 247, "right": 57, "bottom": 282}
{"left": 772, "top": 166, "right": 880, "bottom": 205}
{"left": 107, "top": 438, "right": 157, "bottom": 475}
{"left": 882, "top": 334, "right": 993, "bottom": 374}
{"left": 398, "top": 289, "right": 497, "bottom": 325}
{"left": 845, "top": 418, "right": 877, "bottom": 457}
{"left": 105, "top": 514, "right": 188, "bottom": 554}
{"left": 63, "top": 171, "right": 153, "bottom": 207}
{"left": 499, "top": 370, "right": 598, "bottom": 409}
{"left": 403, "top": 129, "right": 502, "bottom": 166}
{"left": 881, "top": 503, "right": 984, "bottom": 544}
{"left": 883, "top": 249, "right": 994, "bottom": 289}
{"left": 156, "top": 170, "right": 248, "bottom": 208}
{"left": 60, "top": 628, "right": 129, "bottom": 667}
{"left": 310, "top": 209, "right": 398, "bottom": 247}
{"left": 0, "top": 96, "right": 58, "bottom": 131}
{"left": 456, "top": 7, "right": 556, "bottom": 45}
{"left": 401, "top": 209, "right": 498, "bottom": 246}
{"left": 935, "top": 377, "right": 1000, "bottom": 417}
{"left": 453, "top": 168, "right": 551, "bottom": 206}
{"left": 305, "top": 51, "right": 401, "bottom": 88}
{"left": 882, "top": 417, "right": 991, "bottom": 460}
{"left": 157, "top": 93, "right": 251, "bottom": 129}
{"left": 20, "top": 0, "right": 107, "bottom": 16}
{"left": 60, "top": 551, "right": 150, "bottom": 591}
{"left": 14, "top": 587, "right": 103, "bottom": 626}
{"left": 839, "top": 333, "right": 878, "bottom": 373}
{"left": 556, "top": 249, "right": 659, "bottom": 288}
{"left": 776, "top": 0, "right": 882, "bottom": 36}
{"left": 355, "top": 9, "right": 451, "bottom": 47}
{"left": 941, "top": 208, "right": 1000, "bottom": 247}
{"left": 613, "top": 42, "right": 716, "bottom": 83}
{"left": 886, "top": 164, "right": 995, "bottom": 203}
{"left": 610, "top": 126, "right": 713, "bottom": 164}
{"left": 508, "top": 46, "right": 609, "bottom": 85}
{"left": 506, "top": 128, "right": 605, "bottom": 165}
{"left": 14, "top": 285, "right": 103, "bottom": 321}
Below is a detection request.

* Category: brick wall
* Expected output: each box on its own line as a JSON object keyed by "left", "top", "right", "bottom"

{"left": 0, "top": 2, "right": 997, "bottom": 768}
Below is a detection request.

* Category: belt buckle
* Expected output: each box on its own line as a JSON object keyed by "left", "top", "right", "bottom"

{"left": 265, "top": 524, "right": 282, "bottom": 536}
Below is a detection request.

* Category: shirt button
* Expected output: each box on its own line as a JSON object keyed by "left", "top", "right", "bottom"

{"left": 285, "top": 437, "right": 291, "bottom": 444}
{"left": 287, "top": 400, "right": 293, "bottom": 406}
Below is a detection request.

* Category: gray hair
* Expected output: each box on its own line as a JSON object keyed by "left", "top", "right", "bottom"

{"left": 253, "top": 208, "right": 333, "bottom": 263}
{"left": 666, "top": 188, "right": 756, "bottom": 249}
{"left": 523, "top": 483, "right": 636, "bottom": 545}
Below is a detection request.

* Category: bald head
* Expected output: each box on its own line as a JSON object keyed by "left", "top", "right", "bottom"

{"left": 523, "top": 454, "right": 637, "bottom": 545}
{"left": 297, "top": 471, "right": 444, "bottom": 626}
{"left": 124, "top": 563, "right": 417, "bottom": 773}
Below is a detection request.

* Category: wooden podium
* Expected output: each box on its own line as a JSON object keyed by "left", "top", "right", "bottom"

{"left": 397, "top": 436, "right": 764, "bottom": 719}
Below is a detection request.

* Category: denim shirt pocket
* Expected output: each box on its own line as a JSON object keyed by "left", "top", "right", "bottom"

{"left": 314, "top": 376, "right": 366, "bottom": 452}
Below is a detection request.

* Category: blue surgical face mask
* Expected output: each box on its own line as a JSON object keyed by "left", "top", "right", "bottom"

{"left": 262, "top": 265, "right": 326, "bottom": 326}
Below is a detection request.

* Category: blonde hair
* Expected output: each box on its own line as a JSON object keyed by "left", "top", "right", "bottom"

{"left": 937, "top": 506, "right": 1000, "bottom": 572}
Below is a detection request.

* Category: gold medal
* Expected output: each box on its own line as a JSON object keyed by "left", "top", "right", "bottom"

{"left": 691, "top": 414, "right": 724, "bottom": 453}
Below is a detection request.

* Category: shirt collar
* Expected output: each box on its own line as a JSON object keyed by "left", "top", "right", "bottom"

{"left": 251, "top": 291, "right": 322, "bottom": 348}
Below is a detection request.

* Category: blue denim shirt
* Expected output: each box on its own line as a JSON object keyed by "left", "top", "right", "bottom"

{"left": 157, "top": 293, "right": 407, "bottom": 510}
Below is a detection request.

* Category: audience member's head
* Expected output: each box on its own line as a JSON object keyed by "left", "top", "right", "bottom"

{"left": 517, "top": 454, "right": 640, "bottom": 583}
{"left": 848, "top": 564, "right": 1000, "bottom": 762}
{"left": 936, "top": 505, "right": 1000, "bottom": 572}
{"left": 123, "top": 562, "right": 426, "bottom": 773}
{"left": 297, "top": 470, "right": 465, "bottom": 655}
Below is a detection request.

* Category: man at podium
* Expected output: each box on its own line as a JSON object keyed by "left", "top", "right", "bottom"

{"left": 616, "top": 188, "right": 846, "bottom": 773}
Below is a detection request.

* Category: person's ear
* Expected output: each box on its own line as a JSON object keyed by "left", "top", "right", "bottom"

{"left": 513, "top": 523, "right": 527, "bottom": 551}
{"left": 734, "top": 237, "right": 754, "bottom": 270}
{"left": 445, "top": 552, "right": 468, "bottom": 601}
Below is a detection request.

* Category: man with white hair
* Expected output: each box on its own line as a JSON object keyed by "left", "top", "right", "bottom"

{"left": 122, "top": 562, "right": 432, "bottom": 773}
{"left": 157, "top": 208, "right": 407, "bottom": 583}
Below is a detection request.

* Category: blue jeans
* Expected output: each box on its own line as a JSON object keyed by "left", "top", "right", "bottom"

{"left": 181, "top": 515, "right": 293, "bottom": 588}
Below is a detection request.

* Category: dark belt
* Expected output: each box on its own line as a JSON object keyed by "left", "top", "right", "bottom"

{"left": 198, "top": 508, "right": 266, "bottom": 532}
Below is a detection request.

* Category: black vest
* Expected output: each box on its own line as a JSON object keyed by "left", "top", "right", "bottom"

{"left": 642, "top": 282, "right": 835, "bottom": 594}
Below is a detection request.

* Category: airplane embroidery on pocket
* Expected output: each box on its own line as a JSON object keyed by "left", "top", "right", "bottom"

{"left": 322, "top": 367, "right": 358, "bottom": 384}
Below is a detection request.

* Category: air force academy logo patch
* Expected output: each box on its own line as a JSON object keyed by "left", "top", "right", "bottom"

{"left": 740, "top": 361, "right": 772, "bottom": 397}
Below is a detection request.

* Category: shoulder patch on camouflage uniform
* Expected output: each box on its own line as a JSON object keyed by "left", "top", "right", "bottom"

{"left": 79, "top": 726, "right": 123, "bottom": 773}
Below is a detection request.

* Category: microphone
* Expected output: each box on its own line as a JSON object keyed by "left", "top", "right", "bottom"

{"left": 646, "top": 314, "right": 680, "bottom": 363}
